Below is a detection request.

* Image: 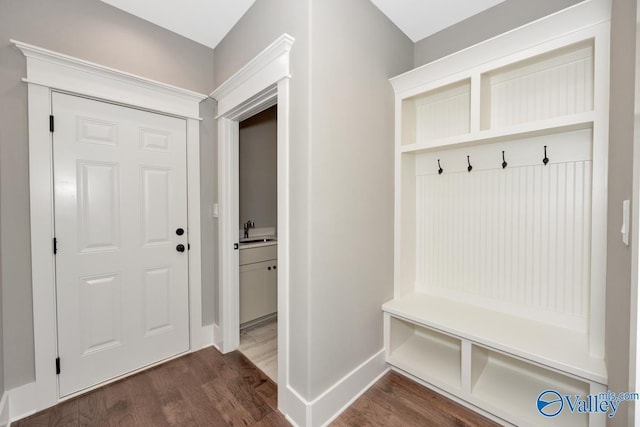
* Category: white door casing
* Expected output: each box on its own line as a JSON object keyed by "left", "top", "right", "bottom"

{"left": 53, "top": 92, "right": 190, "bottom": 396}
{"left": 10, "top": 40, "right": 207, "bottom": 419}
{"left": 210, "top": 34, "right": 294, "bottom": 414}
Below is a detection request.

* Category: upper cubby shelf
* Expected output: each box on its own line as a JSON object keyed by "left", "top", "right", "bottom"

{"left": 480, "top": 40, "right": 594, "bottom": 131}
{"left": 399, "top": 39, "right": 596, "bottom": 153}
{"left": 400, "top": 111, "right": 594, "bottom": 154}
{"left": 401, "top": 79, "right": 471, "bottom": 146}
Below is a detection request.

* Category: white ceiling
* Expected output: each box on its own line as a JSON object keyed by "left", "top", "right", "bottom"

{"left": 100, "top": 0, "right": 256, "bottom": 49}
{"left": 100, "top": 0, "right": 506, "bottom": 49}
{"left": 369, "top": 0, "right": 507, "bottom": 42}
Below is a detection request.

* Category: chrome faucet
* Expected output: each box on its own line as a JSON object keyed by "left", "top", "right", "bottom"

{"left": 243, "top": 220, "right": 255, "bottom": 238}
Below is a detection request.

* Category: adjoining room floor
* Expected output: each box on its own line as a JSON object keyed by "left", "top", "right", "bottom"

{"left": 239, "top": 318, "right": 278, "bottom": 383}
{"left": 14, "top": 346, "right": 499, "bottom": 426}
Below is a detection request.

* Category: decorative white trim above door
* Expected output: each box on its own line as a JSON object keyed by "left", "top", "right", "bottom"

{"left": 9, "top": 40, "right": 207, "bottom": 421}
{"left": 12, "top": 40, "right": 204, "bottom": 119}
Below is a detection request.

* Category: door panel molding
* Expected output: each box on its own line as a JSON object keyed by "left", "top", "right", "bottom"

{"left": 10, "top": 41, "right": 207, "bottom": 420}
{"left": 53, "top": 92, "right": 190, "bottom": 397}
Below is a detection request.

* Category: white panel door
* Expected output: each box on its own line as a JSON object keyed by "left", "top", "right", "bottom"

{"left": 52, "top": 92, "right": 189, "bottom": 397}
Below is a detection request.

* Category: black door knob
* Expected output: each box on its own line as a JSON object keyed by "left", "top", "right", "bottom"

{"left": 176, "top": 228, "right": 184, "bottom": 236}
{"left": 176, "top": 244, "right": 185, "bottom": 252}
{"left": 273, "top": 265, "right": 277, "bottom": 270}
{"left": 268, "top": 266, "right": 272, "bottom": 270}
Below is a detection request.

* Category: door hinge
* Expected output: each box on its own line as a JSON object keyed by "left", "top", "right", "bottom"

{"left": 55, "top": 357, "right": 60, "bottom": 375}
{"left": 234, "top": 243, "right": 239, "bottom": 250}
{"left": 53, "top": 237, "right": 57, "bottom": 254}
{"left": 49, "top": 115, "right": 54, "bottom": 132}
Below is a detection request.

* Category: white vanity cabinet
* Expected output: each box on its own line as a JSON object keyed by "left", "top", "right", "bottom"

{"left": 385, "top": 2, "right": 611, "bottom": 426}
{"left": 240, "top": 245, "right": 277, "bottom": 325}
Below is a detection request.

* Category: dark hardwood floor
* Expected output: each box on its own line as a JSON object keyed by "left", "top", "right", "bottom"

{"left": 14, "top": 347, "right": 498, "bottom": 427}
{"left": 332, "top": 371, "right": 499, "bottom": 427}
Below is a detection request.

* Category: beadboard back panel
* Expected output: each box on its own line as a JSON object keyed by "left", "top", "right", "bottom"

{"left": 403, "top": 80, "right": 471, "bottom": 146}
{"left": 483, "top": 41, "right": 594, "bottom": 130}
{"left": 414, "top": 129, "right": 593, "bottom": 330}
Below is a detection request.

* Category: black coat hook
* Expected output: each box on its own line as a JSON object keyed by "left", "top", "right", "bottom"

{"left": 467, "top": 155, "right": 472, "bottom": 172}
{"left": 437, "top": 159, "right": 443, "bottom": 175}
{"left": 502, "top": 151, "right": 507, "bottom": 169}
{"left": 543, "top": 145, "right": 549, "bottom": 165}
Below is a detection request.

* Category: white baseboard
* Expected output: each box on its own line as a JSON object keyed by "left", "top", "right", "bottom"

{"left": 0, "top": 392, "right": 9, "bottom": 427}
{"left": 285, "top": 386, "right": 309, "bottom": 427}
{"left": 8, "top": 381, "right": 44, "bottom": 424}
{"left": 198, "top": 324, "right": 215, "bottom": 349}
{"left": 285, "top": 349, "right": 388, "bottom": 427}
{"left": 212, "top": 323, "right": 222, "bottom": 351}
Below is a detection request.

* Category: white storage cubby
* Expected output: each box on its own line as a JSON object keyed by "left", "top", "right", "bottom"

{"left": 470, "top": 345, "right": 591, "bottom": 427}
{"left": 384, "top": 2, "right": 610, "bottom": 426}
{"left": 480, "top": 40, "right": 594, "bottom": 131}
{"left": 402, "top": 79, "right": 471, "bottom": 146}
{"left": 388, "top": 316, "right": 461, "bottom": 391}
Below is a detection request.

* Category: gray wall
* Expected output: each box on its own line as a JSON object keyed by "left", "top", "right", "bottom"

{"left": 214, "top": 0, "right": 412, "bottom": 400}
{"left": 414, "top": 0, "right": 584, "bottom": 67}
{"left": 306, "top": 0, "right": 412, "bottom": 397}
{"left": 239, "top": 106, "right": 278, "bottom": 231}
{"left": 0, "top": 0, "right": 215, "bottom": 390}
{"left": 200, "top": 98, "right": 218, "bottom": 326}
{"left": 607, "top": 0, "right": 636, "bottom": 426}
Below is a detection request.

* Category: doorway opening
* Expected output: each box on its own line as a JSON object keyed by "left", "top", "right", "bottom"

{"left": 237, "top": 105, "right": 278, "bottom": 383}
{"left": 213, "top": 34, "right": 293, "bottom": 413}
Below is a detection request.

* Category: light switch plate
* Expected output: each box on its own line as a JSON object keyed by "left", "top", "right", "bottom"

{"left": 622, "top": 199, "right": 630, "bottom": 246}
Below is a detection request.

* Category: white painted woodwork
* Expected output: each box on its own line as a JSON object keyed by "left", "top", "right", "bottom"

{"left": 386, "top": 2, "right": 610, "bottom": 426}
{"left": 53, "top": 92, "right": 190, "bottom": 396}
{"left": 12, "top": 40, "right": 204, "bottom": 120}
{"left": 13, "top": 40, "right": 206, "bottom": 419}
{"left": 211, "top": 34, "right": 294, "bottom": 117}
{"left": 385, "top": 310, "right": 598, "bottom": 427}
